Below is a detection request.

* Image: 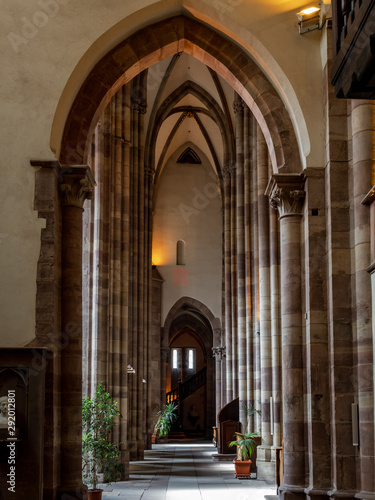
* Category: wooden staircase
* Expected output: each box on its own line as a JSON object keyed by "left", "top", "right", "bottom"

{"left": 166, "top": 367, "right": 207, "bottom": 403}
{"left": 166, "top": 367, "right": 207, "bottom": 438}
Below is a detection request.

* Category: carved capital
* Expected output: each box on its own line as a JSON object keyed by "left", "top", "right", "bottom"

{"left": 265, "top": 174, "right": 306, "bottom": 218}
{"left": 233, "top": 96, "right": 245, "bottom": 115}
{"left": 59, "top": 166, "right": 96, "bottom": 209}
{"left": 212, "top": 346, "right": 226, "bottom": 360}
{"left": 131, "top": 98, "right": 147, "bottom": 114}
{"left": 144, "top": 166, "right": 155, "bottom": 178}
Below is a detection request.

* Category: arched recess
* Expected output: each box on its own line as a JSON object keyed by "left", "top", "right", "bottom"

{"left": 163, "top": 297, "right": 220, "bottom": 438}
{"left": 163, "top": 296, "right": 221, "bottom": 340}
{"left": 58, "top": 15, "right": 302, "bottom": 174}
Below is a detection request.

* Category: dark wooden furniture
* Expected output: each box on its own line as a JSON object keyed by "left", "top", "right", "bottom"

{"left": 217, "top": 397, "right": 241, "bottom": 454}
{"left": 331, "top": 0, "right": 375, "bottom": 98}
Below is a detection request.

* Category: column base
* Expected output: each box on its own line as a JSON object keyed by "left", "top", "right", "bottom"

{"left": 327, "top": 489, "right": 357, "bottom": 499}
{"left": 57, "top": 483, "right": 88, "bottom": 500}
{"left": 278, "top": 484, "right": 306, "bottom": 500}
{"left": 128, "top": 439, "right": 145, "bottom": 461}
{"left": 355, "top": 492, "right": 375, "bottom": 500}
{"left": 121, "top": 449, "right": 130, "bottom": 481}
{"left": 256, "top": 445, "right": 275, "bottom": 482}
{"left": 304, "top": 487, "right": 330, "bottom": 500}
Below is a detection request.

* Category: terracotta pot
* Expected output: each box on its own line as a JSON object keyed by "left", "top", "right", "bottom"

{"left": 233, "top": 459, "right": 252, "bottom": 478}
{"left": 88, "top": 489, "right": 103, "bottom": 500}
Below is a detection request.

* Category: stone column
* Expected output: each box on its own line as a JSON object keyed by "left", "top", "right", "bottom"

{"left": 267, "top": 173, "right": 306, "bottom": 500}
{"left": 145, "top": 166, "right": 154, "bottom": 448}
{"left": 244, "top": 109, "right": 254, "bottom": 415}
{"left": 231, "top": 161, "right": 238, "bottom": 399}
{"left": 223, "top": 165, "right": 233, "bottom": 403}
{"left": 251, "top": 122, "right": 261, "bottom": 433}
{"left": 351, "top": 100, "right": 375, "bottom": 499}
{"left": 234, "top": 95, "right": 247, "bottom": 428}
{"left": 256, "top": 127, "right": 273, "bottom": 480}
{"left": 323, "top": 45, "right": 355, "bottom": 498}
{"left": 363, "top": 185, "right": 375, "bottom": 500}
{"left": 303, "top": 169, "right": 331, "bottom": 500}
{"left": 270, "top": 207, "right": 281, "bottom": 447}
{"left": 120, "top": 83, "right": 131, "bottom": 476}
{"left": 213, "top": 346, "right": 226, "bottom": 422}
{"left": 58, "top": 165, "right": 95, "bottom": 500}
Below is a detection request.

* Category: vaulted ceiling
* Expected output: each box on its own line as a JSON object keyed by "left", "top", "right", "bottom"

{"left": 144, "top": 52, "right": 237, "bottom": 188}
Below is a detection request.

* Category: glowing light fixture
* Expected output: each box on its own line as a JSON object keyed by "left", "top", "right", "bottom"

{"left": 300, "top": 6, "right": 320, "bottom": 15}
{"left": 296, "top": 5, "right": 321, "bottom": 34}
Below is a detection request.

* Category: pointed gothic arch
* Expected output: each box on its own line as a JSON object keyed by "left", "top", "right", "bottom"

{"left": 58, "top": 15, "right": 302, "bottom": 174}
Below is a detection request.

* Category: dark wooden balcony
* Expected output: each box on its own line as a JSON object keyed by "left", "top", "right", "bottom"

{"left": 331, "top": 0, "right": 375, "bottom": 98}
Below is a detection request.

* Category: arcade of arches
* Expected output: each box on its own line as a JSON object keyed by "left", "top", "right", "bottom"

{"left": 1, "top": 5, "right": 375, "bottom": 500}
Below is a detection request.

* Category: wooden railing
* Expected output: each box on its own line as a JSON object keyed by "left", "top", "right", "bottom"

{"left": 166, "top": 366, "right": 207, "bottom": 403}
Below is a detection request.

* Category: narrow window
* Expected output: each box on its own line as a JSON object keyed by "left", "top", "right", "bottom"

{"left": 172, "top": 349, "right": 178, "bottom": 369}
{"left": 188, "top": 349, "right": 194, "bottom": 370}
{"left": 176, "top": 240, "right": 186, "bottom": 266}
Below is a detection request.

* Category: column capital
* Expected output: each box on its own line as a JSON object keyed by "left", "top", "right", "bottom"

{"left": 233, "top": 96, "right": 245, "bottom": 115}
{"left": 212, "top": 346, "right": 226, "bottom": 360}
{"left": 144, "top": 166, "right": 155, "bottom": 178}
{"left": 60, "top": 166, "right": 96, "bottom": 209}
{"left": 131, "top": 98, "right": 147, "bottom": 114}
{"left": 265, "top": 173, "right": 306, "bottom": 218}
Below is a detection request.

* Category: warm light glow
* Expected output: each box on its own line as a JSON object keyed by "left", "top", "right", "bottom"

{"left": 152, "top": 252, "right": 164, "bottom": 266}
{"left": 300, "top": 6, "right": 320, "bottom": 15}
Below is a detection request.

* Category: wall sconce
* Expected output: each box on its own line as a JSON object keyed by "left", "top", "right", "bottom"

{"left": 352, "top": 403, "right": 359, "bottom": 446}
{"left": 296, "top": 6, "right": 321, "bottom": 34}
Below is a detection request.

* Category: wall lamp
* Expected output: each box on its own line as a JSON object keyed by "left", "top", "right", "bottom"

{"left": 296, "top": 6, "right": 321, "bottom": 34}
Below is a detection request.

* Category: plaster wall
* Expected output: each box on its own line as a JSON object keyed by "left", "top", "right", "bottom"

{"left": 0, "top": 0, "right": 326, "bottom": 345}
{"left": 152, "top": 143, "right": 222, "bottom": 324}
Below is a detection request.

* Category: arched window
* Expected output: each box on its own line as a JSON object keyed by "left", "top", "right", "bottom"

{"left": 176, "top": 240, "right": 186, "bottom": 266}
{"left": 172, "top": 349, "right": 178, "bottom": 369}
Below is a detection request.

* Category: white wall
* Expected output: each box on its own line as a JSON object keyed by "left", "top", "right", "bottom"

{"left": 152, "top": 143, "right": 222, "bottom": 323}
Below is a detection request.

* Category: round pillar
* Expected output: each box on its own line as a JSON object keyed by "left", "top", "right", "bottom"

{"left": 267, "top": 174, "right": 306, "bottom": 499}
{"left": 58, "top": 166, "right": 94, "bottom": 500}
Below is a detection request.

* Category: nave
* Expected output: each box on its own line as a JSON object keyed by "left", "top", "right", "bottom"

{"left": 100, "top": 441, "right": 276, "bottom": 500}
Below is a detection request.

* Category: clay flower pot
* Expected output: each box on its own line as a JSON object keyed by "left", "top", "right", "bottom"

{"left": 88, "top": 489, "right": 103, "bottom": 500}
{"left": 233, "top": 459, "right": 252, "bottom": 478}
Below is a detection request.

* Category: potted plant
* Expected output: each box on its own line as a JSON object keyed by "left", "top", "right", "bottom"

{"left": 82, "top": 382, "right": 125, "bottom": 500}
{"left": 228, "top": 431, "right": 259, "bottom": 478}
{"left": 152, "top": 401, "right": 178, "bottom": 442}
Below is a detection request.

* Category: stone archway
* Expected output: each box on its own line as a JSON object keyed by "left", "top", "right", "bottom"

{"left": 59, "top": 15, "right": 302, "bottom": 175}
{"left": 50, "top": 13, "right": 304, "bottom": 499}
{"left": 163, "top": 297, "right": 219, "bottom": 439}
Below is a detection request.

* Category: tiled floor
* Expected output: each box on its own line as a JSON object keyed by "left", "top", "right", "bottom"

{"left": 99, "top": 441, "right": 278, "bottom": 500}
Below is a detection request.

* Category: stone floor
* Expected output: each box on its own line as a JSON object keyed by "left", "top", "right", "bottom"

{"left": 99, "top": 441, "right": 278, "bottom": 500}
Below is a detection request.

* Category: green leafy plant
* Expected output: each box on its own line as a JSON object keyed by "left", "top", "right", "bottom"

{"left": 242, "top": 403, "right": 261, "bottom": 433}
{"left": 228, "top": 432, "right": 259, "bottom": 461}
{"left": 154, "top": 402, "right": 178, "bottom": 437}
{"left": 82, "top": 382, "right": 124, "bottom": 491}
